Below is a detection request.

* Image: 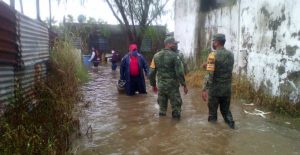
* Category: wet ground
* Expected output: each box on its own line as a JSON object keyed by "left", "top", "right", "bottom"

{"left": 71, "top": 64, "right": 300, "bottom": 155}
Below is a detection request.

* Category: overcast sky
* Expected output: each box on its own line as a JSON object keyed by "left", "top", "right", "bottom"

{"left": 2, "top": 0, "right": 175, "bottom": 31}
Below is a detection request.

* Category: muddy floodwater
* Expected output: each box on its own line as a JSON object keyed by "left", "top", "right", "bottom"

{"left": 71, "top": 65, "right": 300, "bottom": 155}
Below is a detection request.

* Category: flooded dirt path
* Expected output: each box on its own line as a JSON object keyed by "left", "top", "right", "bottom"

{"left": 72, "top": 65, "right": 300, "bottom": 155}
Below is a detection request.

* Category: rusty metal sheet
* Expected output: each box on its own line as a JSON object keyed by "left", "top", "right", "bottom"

{"left": 0, "top": 1, "right": 18, "bottom": 66}
{"left": 18, "top": 13, "right": 49, "bottom": 67}
{"left": 0, "top": 66, "right": 15, "bottom": 105}
{"left": 15, "top": 63, "right": 47, "bottom": 99}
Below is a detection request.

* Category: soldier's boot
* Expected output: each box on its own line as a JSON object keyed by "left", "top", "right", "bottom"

{"left": 159, "top": 111, "right": 166, "bottom": 116}
{"left": 208, "top": 115, "right": 217, "bottom": 123}
{"left": 221, "top": 111, "right": 235, "bottom": 129}
{"left": 228, "top": 121, "right": 235, "bottom": 129}
{"left": 172, "top": 111, "right": 181, "bottom": 120}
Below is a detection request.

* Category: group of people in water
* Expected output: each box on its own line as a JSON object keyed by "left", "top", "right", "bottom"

{"left": 87, "top": 34, "right": 235, "bottom": 129}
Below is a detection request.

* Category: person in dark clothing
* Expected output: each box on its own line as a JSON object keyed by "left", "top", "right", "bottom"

{"left": 89, "top": 47, "right": 101, "bottom": 67}
{"left": 120, "top": 44, "right": 149, "bottom": 96}
{"left": 111, "top": 50, "right": 120, "bottom": 71}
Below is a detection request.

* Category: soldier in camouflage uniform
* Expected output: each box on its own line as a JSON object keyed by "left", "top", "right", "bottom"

{"left": 202, "top": 33, "right": 235, "bottom": 129}
{"left": 149, "top": 37, "right": 188, "bottom": 119}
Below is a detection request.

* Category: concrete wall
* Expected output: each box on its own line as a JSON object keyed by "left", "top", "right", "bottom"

{"left": 174, "top": 0, "right": 199, "bottom": 57}
{"left": 175, "top": 0, "right": 300, "bottom": 103}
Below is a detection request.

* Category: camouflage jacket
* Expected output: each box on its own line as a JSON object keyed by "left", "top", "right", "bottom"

{"left": 203, "top": 47, "right": 234, "bottom": 96}
{"left": 149, "top": 48, "right": 186, "bottom": 92}
{"left": 177, "top": 51, "right": 188, "bottom": 75}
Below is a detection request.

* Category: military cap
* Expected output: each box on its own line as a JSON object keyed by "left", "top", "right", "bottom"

{"left": 164, "top": 36, "right": 179, "bottom": 45}
{"left": 212, "top": 33, "right": 226, "bottom": 41}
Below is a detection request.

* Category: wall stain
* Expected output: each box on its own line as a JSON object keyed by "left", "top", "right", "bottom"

{"left": 291, "top": 30, "right": 300, "bottom": 40}
{"left": 287, "top": 71, "right": 300, "bottom": 84}
{"left": 260, "top": 6, "right": 271, "bottom": 18}
{"left": 286, "top": 45, "right": 299, "bottom": 56}
{"left": 242, "top": 26, "right": 245, "bottom": 34}
{"left": 277, "top": 66, "right": 285, "bottom": 75}
{"left": 280, "top": 58, "right": 287, "bottom": 64}
{"left": 242, "top": 6, "right": 249, "bottom": 16}
{"left": 279, "top": 80, "right": 295, "bottom": 95}
{"left": 288, "top": 15, "right": 291, "bottom": 27}
{"left": 268, "top": 6, "right": 286, "bottom": 49}
{"left": 270, "top": 31, "right": 277, "bottom": 49}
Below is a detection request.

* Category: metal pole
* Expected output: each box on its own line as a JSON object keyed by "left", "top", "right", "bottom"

{"left": 19, "top": 0, "right": 23, "bottom": 13}
{"left": 36, "top": 0, "right": 40, "bottom": 20}
{"left": 49, "top": 0, "right": 52, "bottom": 28}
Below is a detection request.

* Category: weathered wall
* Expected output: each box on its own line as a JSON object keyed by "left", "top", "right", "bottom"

{"left": 174, "top": 0, "right": 199, "bottom": 57}
{"left": 239, "top": 0, "right": 300, "bottom": 103}
{"left": 175, "top": 0, "right": 300, "bottom": 103}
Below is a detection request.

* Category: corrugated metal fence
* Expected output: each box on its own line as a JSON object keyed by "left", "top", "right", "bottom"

{"left": 0, "top": 1, "right": 19, "bottom": 66}
{"left": 19, "top": 14, "right": 49, "bottom": 66}
{"left": 0, "top": 2, "right": 49, "bottom": 108}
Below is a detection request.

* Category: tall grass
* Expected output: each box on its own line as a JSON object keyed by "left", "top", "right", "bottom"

{"left": 232, "top": 75, "right": 300, "bottom": 116}
{"left": 186, "top": 70, "right": 300, "bottom": 117}
{"left": 0, "top": 36, "right": 87, "bottom": 154}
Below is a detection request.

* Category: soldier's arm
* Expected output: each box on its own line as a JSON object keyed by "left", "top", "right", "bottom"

{"left": 203, "top": 52, "right": 216, "bottom": 91}
{"left": 175, "top": 56, "right": 186, "bottom": 86}
{"left": 149, "top": 58, "right": 157, "bottom": 86}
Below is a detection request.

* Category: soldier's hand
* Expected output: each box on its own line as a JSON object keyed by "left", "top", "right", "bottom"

{"left": 152, "top": 86, "right": 158, "bottom": 94}
{"left": 201, "top": 90, "right": 208, "bottom": 102}
{"left": 183, "top": 85, "right": 188, "bottom": 94}
{"left": 202, "top": 63, "right": 207, "bottom": 69}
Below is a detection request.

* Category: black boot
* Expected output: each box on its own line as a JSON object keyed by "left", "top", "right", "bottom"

{"left": 208, "top": 116, "right": 217, "bottom": 123}
{"left": 159, "top": 112, "right": 166, "bottom": 116}
{"left": 227, "top": 121, "right": 235, "bottom": 129}
{"left": 172, "top": 111, "right": 181, "bottom": 120}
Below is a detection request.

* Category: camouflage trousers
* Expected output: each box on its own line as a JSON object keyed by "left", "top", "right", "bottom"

{"left": 208, "top": 95, "right": 234, "bottom": 124}
{"left": 157, "top": 88, "right": 182, "bottom": 118}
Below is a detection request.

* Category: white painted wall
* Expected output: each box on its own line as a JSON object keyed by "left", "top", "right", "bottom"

{"left": 175, "top": 0, "right": 300, "bottom": 103}
{"left": 174, "top": 0, "right": 199, "bottom": 57}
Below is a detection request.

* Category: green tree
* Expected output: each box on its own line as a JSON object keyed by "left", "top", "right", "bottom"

{"left": 105, "top": 0, "right": 170, "bottom": 48}
{"left": 44, "top": 17, "right": 57, "bottom": 27}
{"left": 87, "top": 17, "right": 97, "bottom": 24}
{"left": 66, "top": 14, "right": 74, "bottom": 23}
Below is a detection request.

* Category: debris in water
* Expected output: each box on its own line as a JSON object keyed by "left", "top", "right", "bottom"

{"left": 285, "top": 122, "right": 291, "bottom": 125}
{"left": 243, "top": 103, "right": 255, "bottom": 106}
{"left": 244, "top": 109, "right": 271, "bottom": 118}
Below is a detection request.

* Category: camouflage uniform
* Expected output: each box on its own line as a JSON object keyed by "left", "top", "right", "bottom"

{"left": 149, "top": 48, "right": 186, "bottom": 118}
{"left": 176, "top": 51, "right": 188, "bottom": 75}
{"left": 203, "top": 33, "right": 235, "bottom": 128}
